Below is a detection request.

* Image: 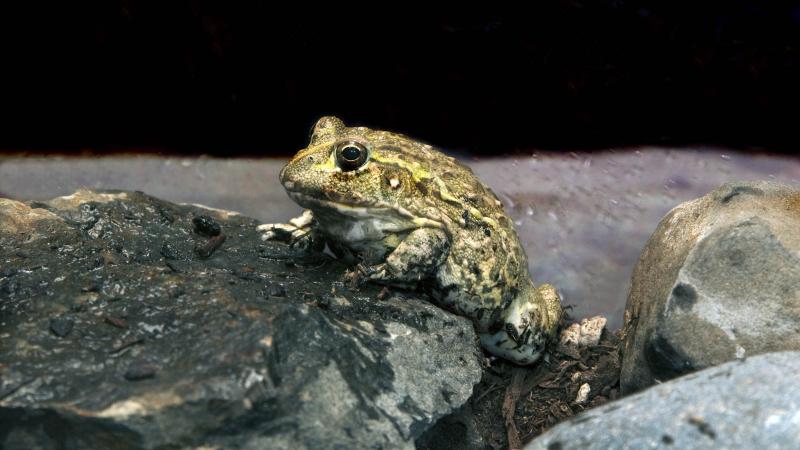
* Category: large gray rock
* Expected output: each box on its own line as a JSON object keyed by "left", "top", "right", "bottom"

{"left": 526, "top": 351, "right": 800, "bottom": 450}
{"left": 621, "top": 181, "right": 800, "bottom": 393}
{"left": 0, "top": 189, "right": 482, "bottom": 450}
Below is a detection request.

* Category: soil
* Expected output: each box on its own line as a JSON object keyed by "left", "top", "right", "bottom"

{"left": 419, "top": 314, "right": 623, "bottom": 450}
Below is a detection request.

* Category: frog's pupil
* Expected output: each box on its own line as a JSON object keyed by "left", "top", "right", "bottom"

{"left": 342, "top": 146, "right": 361, "bottom": 161}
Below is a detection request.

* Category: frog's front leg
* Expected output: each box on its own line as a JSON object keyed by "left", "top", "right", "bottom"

{"left": 257, "top": 209, "right": 322, "bottom": 253}
{"left": 480, "top": 283, "right": 563, "bottom": 365}
{"left": 361, "top": 227, "right": 449, "bottom": 288}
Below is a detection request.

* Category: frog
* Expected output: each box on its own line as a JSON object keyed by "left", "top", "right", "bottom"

{"left": 258, "top": 117, "right": 563, "bottom": 365}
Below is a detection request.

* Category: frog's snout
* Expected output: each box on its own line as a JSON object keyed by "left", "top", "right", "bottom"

{"left": 279, "top": 152, "right": 324, "bottom": 191}
{"left": 279, "top": 163, "right": 293, "bottom": 190}
{"left": 280, "top": 156, "right": 306, "bottom": 191}
{"left": 279, "top": 164, "right": 287, "bottom": 181}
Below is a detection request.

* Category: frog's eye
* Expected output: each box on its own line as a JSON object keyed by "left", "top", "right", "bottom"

{"left": 335, "top": 141, "right": 369, "bottom": 171}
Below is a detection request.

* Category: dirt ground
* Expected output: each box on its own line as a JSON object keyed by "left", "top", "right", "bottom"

{"left": 474, "top": 322, "right": 621, "bottom": 449}
{"left": 419, "top": 313, "right": 623, "bottom": 450}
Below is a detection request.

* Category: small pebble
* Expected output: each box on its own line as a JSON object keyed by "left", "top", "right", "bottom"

{"left": 158, "top": 207, "right": 175, "bottom": 224}
{"left": 268, "top": 283, "right": 286, "bottom": 297}
{"left": 165, "top": 260, "right": 182, "bottom": 272}
{"left": 104, "top": 316, "right": 128, "bottom": 329}
{"left": 313, "top": 294, "right": 331, "bottom": 309}
{"left": 195, "top": 235, "right": 226, "bottom": 258}
{"left": 575, "top": 383, "right": 591, "bottom": 404}
{"left": 192, "top": 215, "right": 221, "bottom": 237}
{"left": 234, "top": 267, "right": 258, "bottom": 280}
{"left": 49, "top": 317, "right": 74, "bottom": 337}
{"left": 80, "top": 282, "right": 100, "bottom": 292}
{"left": 124, "top": 364, "right": 157, "bottom": 381}
{"left": 160, "top": 242, "right": 178, "bottom": 260}
{"left": 559, "top": 316, "right": 608, "bottom": 349}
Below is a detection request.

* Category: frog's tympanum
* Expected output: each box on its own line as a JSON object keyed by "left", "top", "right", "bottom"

{"left": 259, "top": 117, "right": 562, "bottom": 365}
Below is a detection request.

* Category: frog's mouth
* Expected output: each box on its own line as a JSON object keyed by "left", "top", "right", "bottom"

{"left": 286, "top": 191, "right": 445, "bottom": 233}
{"left": 286, "top": 191, "right": 401, "bottom": 218}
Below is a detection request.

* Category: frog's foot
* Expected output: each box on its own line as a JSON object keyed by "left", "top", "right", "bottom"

{"left": 479, "top": 283, "right": 563, "bottom": 365}
{"left": 358, "top": 228, "right": 448, "bottom": 288}
{"left": 257, "top": 210, "right": 318, "bottom": 251}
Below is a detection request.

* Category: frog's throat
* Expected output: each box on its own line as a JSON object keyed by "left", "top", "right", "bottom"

{"left": 286, "top": 191, "right": 444, "bottom": 229}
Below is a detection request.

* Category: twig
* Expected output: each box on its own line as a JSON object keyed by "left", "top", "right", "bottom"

{"left": 503, "top": 368, "right": 526, "bottom": 450}
{"left": 472, "top": 382, "right": 502, "bottom": 404}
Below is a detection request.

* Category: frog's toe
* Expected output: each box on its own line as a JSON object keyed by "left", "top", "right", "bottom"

{"left": 258, "top": 222, "right": 319, "bottom": 255}
{"left": 479, "top": 330, "right": 545, "bottom": 366}
{"left": 257, "top": 223, "right": 293, "bottom": 242}
{"left": 259, "top": 211, "right": 317, "bottom": 244}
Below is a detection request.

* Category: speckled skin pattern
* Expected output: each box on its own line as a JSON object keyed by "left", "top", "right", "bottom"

{"left": 260, "top": 117, "right": 562, "bottom": 364}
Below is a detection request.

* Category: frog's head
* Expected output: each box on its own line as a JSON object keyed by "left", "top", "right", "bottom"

{"left": 280, "top": 116, "right": 436, "bottom": 220}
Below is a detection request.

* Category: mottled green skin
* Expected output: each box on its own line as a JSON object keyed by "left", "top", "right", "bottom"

{"left": 269, "top": 117, "right": 562, "bottom": 364}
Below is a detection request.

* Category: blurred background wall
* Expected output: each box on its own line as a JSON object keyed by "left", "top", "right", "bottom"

{"left": 1, "top": 2, "right": 799, "bottom": 155}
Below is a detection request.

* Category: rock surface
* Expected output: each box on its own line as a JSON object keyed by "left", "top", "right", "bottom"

{"left": 621, "top": 181, "right": 800, "bottom": 393}
{"left": 527, "top": 351, "right": 800, "bottom": 450}
{"left": 0, "top": 189, "right": 482, "bottom": 450}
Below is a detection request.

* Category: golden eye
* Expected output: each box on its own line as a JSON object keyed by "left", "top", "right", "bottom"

{"left": 335, "top": 141, "right": 369, "bottom": 171}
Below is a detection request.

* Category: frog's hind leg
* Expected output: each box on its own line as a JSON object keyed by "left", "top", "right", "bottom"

{"left": 479, "top": 282, "right": 562, "bottom": 365}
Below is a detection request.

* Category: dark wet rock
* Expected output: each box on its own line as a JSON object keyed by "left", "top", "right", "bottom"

{"left": 159, "top": 241, "right": 178, "bottom": 260}
{"left": 50, "top": 317, "right": 75, "bottom": 337}
{"left": 48, "top": 316, "right": 74, "bottom": 337}
{"left": 0, "top": 189, "right": 482, "bottom": 450}
{"left": 192, "top": 214, "right": 221, "bottom": 237}
{"left": 621, "top": 181, "right": 800, "bottom": 393}
{"left": 123, "top": 364, "right": 158, "bottom": 381}
{"left": 416, "top": 403, "right": 490, "bottom": 450}
{"left": 267, "top": 282, "right": 286, "bottom": 298}
{"left": 526, "top": 351, "right": 800, "bottom": 450}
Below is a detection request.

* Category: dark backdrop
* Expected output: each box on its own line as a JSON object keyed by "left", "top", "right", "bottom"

{"left": 1, "top": 2, "right": 799, "bottom": 155}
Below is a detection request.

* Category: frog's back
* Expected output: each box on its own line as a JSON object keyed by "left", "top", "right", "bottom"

{"left": 365, "top": 129, "right": 515, "bottom": 230}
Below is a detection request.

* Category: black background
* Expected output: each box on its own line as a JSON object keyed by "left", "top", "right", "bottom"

{"left": 1, "top": 2, "right": 799, "bottom": 155}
